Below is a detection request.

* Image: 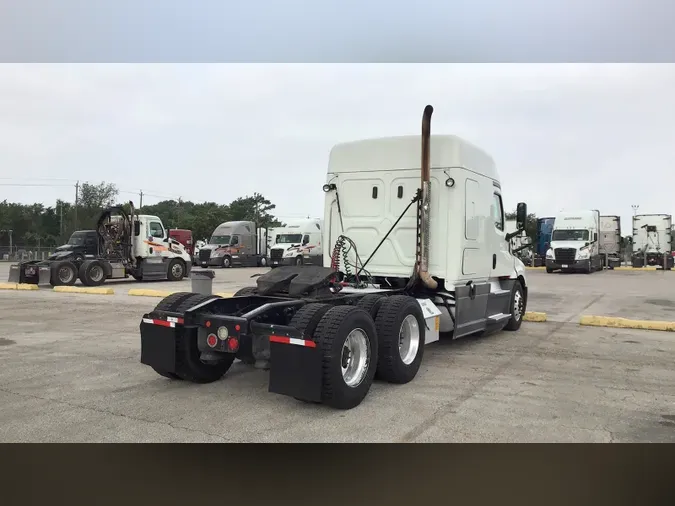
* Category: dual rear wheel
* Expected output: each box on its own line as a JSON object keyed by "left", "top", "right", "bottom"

{"left": 291, "top": 294, "right": 426, "bottom": 409}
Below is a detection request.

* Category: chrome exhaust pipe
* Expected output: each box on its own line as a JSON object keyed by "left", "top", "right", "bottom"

{"left": 419, "top": 105, "right": 438, "bottom": 290}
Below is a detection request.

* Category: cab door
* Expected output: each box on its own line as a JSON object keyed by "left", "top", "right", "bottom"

{"left": 147, "top": 220, "right": 166, "bottom": 257}
{"left": 489, "top": 190, "right": 514, "bottom": 278}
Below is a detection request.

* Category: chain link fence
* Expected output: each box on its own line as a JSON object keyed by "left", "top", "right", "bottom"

{"left": 0, "top": 246, "right": 55, "bottom": 262}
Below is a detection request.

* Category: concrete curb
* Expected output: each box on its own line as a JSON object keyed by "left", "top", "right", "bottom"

{"left": 215, "top": 292, "right": 234, "bottom": 298}
{"left": 53, "top": 286, "right": 114, "bottom": 295}
{"left": 524, "top": 311, "right": 547, "bottom": 322}
{"left": 580, "top": 315, "right": 675, "bottom": 332}
{"left": 0, "top": 282, "right": 39, "bottom": 291}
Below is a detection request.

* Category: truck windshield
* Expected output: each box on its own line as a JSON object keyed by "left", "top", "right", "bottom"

{"left": 67, "top": 233, "right": 88, "bottom": 246}
{"left": 209, "top": 235, "right": 231, "bottom": 244}
{"left": 276, "top": 234, "right": 303, "bottom": 244}
{"left": 552, "top": 229, "right": 589, "bottom": 241}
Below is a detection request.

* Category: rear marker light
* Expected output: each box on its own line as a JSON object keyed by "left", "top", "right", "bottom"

{"left": 205, "top": 321, "right": 211, "bottom": 328}
{"left": 235, "top": 324, "right": 241, "bottom": 332}
{"left": 206, "top": 334, "right": 218, "bottom": 348}
{"left": 227, "top": 338, "right": 239, "bottom": 351}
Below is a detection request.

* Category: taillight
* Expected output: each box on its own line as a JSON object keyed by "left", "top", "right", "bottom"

{"left": 206, "top": 334, "right": 218, "bottom": 348}
{"left": 227, "top": 337, "right": 239, "bottom": 352}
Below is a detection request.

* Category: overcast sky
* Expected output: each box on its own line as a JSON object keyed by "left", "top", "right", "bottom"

{"left": 0, "top": 63, "right": 673, "bottom": 233}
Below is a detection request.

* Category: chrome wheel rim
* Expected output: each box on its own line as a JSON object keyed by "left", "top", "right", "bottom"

{"left": 90, "top": 265, "right": 104, "bottom": 282}
{"left": 513, "top": 290, "right": 523, "bottom": 321}
{"left": 399, "top": 314, "right": 420, "bottom": 365}
{"left": 341, "top": 328, "right": 369, "bottom": 388}
{"left": 58, "top": 266, "right": 74, "bottom": 284}
{"left": 171, "top": 263, "right": 183, "bottom": 278}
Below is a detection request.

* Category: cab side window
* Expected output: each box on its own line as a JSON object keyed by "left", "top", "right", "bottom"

{"left": 492, "top": 193, "right": 504, "bottom": 231}
{"left": 230, "top": 236, "right": 239, "bottom": 246}
{"left": 149, "top": 221, "right": 164, "bottom": 238}
{"left": 302, "top": 234, "right": 310, "bottom": 245}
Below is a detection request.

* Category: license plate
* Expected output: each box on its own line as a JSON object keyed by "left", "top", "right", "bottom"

{"left": 562, "top": 264, "right": 568, "bottom": 268}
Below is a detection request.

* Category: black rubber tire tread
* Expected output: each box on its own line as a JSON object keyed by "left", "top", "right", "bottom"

{"left": 167, "top": 258, "right": 185, "bottom": 282}
{"left": 314, "top": 305, "right": 378, "bottom": 410}
{"left": 222, "top": 256, "right": 231, "bottom": 268}
{"left": 79, "top": 259, "right": 106, "bottom": 286}
{"left": 290, "top": 303, "right": 333, "bottom": 339}
{"left": 172, "top": 292, "right": 233, "bottom": 383}
{"left": 50, "top": 260, "right": 78, "bottom": 286}
{"left": 373, "top": 295, "right": 426, "bottom": 384}
{"left": 503, "top": 281, "right": 524, "bottom": 331}
{"left": 234, "top": 286, "right": 258, "bottom": 296}
{"left": 173, "top": 292, "right": 222, "bottom": 314}
{"left": 356, "top": 293, "right": 387, "bottom": 318}
{"left": 153, "top": 292, "right": 195, "bottom": 312}
{"left": 152, "top": 367, "right": 181, "bottom": 380}
{"left": 546, "top": 267, "right": 553, "bottom": 273}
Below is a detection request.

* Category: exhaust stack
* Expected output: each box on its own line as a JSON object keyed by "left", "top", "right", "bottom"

{"left": 418, "top": 105, "right": 438, "bottom": 290}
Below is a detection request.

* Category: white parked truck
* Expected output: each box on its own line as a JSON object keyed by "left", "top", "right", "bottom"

{"left": 198, "top": 221, "right": 269, "bottom": 268}
{"left": 545, "top": 210, "right": 603, "bottom": 273}
{"left": 8, "top": 202, "right": 192, "bottom": 286}
{"left": 269, "top": 219, "right": 323, "bottom": 267}
{"left": 139, "top": 105, "right": 530, "bottom": 410}
{"left": 599, "top": 215, "right": 622, "bottom": 268}
{"left": 631, "top": 214, "right": 673, "bottom": 269}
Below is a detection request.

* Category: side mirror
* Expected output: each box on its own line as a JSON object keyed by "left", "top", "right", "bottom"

{"left": 134, "top": 222, "right": 140, "bottom": 236}
{"left": 516, "top": 202, "right": 527, "bottom": 230}
{"left": 593, "top": 232, "right": 598, "bottom": 242}
{"left": 585, "top": 242, "right": 590, "bottom": 247}
{"left": 163, "top": 237, "right": 169, "bottom": 243}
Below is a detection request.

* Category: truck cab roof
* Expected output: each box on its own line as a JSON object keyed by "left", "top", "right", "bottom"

{"left": 328, "top": 135, "right": 499, "bottom": 181}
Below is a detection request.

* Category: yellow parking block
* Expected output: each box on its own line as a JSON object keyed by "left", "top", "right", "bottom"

{"left": 525, "top": 266, "right": 545, "bottom": 270}
{"left": 0, "top": 282, "right": 39, "bottom": 290}
{"left": 524, "top": 311, "right": 547, "bottom": 322}
{"left": 611, "top": 266, "right": 664, "bottom": 271}
{"left": 215, "top": 292, "right": 235, "bottom": 298}
{"left": 53, "top": 286, "right": 114, "bottom": 295}
{"left": 127, "top": 289, "right": 177, "bottom": 298}
{"left": 580, "top": 315, "right": 675, "bottom": 332}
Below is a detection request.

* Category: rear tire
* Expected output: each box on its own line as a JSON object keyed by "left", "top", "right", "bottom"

{"left": 234, "top": 286, "right": 258, "bottom": 296}
{"left": 172, "top": 292, "right": 233, "bottom": 383}
{"left": 314, "top": 306, "right": 378, "bottom": 410}
{"left": 373, "top": 295, "right": 425, "bottom": 384}
{"left": 503, "top": 281, "right": 525, "bottom": 331}
{"left": 356, "top": 293, "right": 386, "bottom": 318}
{"left": 79, "top": 259, "right": 106, "bottom": 286}
{"left": 50, "top": 260, "right": 78, "bottom": 286}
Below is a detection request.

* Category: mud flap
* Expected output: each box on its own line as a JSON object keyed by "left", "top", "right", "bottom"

{"left": 7, "top": 264, "right": 19, "bottom": 283}
{"left": 268, "top": 337, "right": 323, "bottom": 403}
{"left": 140, "top": 317, "right": 179, "bottom": 374}
{"left": 8, "top": 263, "right": 51, "bottom": 285}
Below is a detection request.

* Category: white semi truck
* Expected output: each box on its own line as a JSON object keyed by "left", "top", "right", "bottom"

{"left": 545, "top": 210, "right": 604, "bottom": 274}
{"left": 599, "top": 215, "right": 622, "bottom": 269}
{"left": 198, "top": 221, "right": 269, "bottom": 268}
{"left": 269, "top": 219, "right": 323, "bottom": 267}
{"left": 9, "top": 202, "right": 192, "bottom": 286}
{"left": 139, "top": 105, "right": 530, "bottom": 410}
{"left": 631, "top": 214, "right": 673, "bottom": 269}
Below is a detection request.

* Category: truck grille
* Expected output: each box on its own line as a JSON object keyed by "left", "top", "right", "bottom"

{"left": 554, "top": 248, "right": 576, "bottom": 264}
{"left": 199, "top": 249, "right": 211, "bottom": 262}
{"left": 270, "top": 249, "right": 283, "bottom": 260}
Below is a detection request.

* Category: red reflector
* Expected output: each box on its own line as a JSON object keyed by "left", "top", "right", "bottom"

{"left": 234, "top": 324, "right": 241, "bottom": 331}
{"left": 206, "top": 334, "right": 218, "bottom": 348}
{"left": 270, "top": 335, "right": 316, "bottom": 348}
{"left": 227, "top": 338, "right": 239, "bottom": 351}
{"left": 205, "top": 321, "right": 211, "bottom": 328}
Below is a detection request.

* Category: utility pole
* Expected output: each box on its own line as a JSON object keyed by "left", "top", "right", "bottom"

{"left": 59, "top": 200, "right": 63, "bottom": 237}
{"left": 631, "top": 204, "right": 639, "bottom": 217}
{"left": 139, "top": 190, "right": 143, "bottom": 209}
{"left": 74, "top": 181, "right": 79, "bottom": 230}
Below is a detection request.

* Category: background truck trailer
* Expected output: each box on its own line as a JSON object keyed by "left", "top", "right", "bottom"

{"left": 534, "top": 217, "right": 555, "bottom": 267}
{"left": 599, "top": 215, "right": 622, "bottom": 268}
{"left": 9, "top": 202, "right": 192, "bottom": 286}
{"left": 139, "top": 104, "right": 530, "bottom": 410}
{"left": 545, "top": 210, "right": 603, "bottom": 274}
{"left": 631, "top": 214, "right": 673, "bottom": 269}
{"left": 198, "top": 221, "right": 269, "bottom": 268}
{"left": 269, "top": 218, "right": 323, "bottom": 267}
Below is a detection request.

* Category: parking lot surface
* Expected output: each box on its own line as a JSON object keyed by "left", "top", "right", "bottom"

{"left": 1, "top": 263, "right": 674, "bottom": 442}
